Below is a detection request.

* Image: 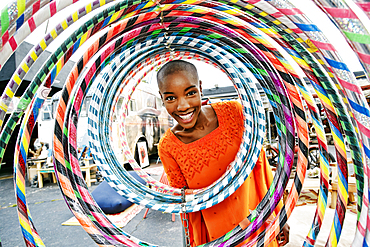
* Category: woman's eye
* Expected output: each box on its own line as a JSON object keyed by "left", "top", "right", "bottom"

{"left": 165, "top": 96, "right": 175, "bottom": 101}
{"left": 187, "top": 91, "right": 196, "bottom": 96}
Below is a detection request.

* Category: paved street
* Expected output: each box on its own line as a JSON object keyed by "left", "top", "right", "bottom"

{"left": 0, "top": 171, "right": 183, "bottom": 247}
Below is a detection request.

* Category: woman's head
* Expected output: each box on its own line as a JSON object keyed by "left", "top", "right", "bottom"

{"left": 157, "top": 60, "right": 199, "bottom": 84}
{"left": 157, "top": 60, "right": 203, "bottom": 130}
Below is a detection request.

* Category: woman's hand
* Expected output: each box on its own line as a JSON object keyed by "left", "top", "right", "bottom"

{"left": 277, "top": 223, "right": 290, "bottom": 246}
{"left": 185, "top": 189, "right": 195, "bottom": 195}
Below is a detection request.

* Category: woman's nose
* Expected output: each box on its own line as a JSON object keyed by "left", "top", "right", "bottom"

{"left": 177, "top": 97, "right": 190, "bottom": 111}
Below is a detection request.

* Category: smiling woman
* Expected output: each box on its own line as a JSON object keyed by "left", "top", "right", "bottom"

{"left": 1, "top": 0, "right": 370, "bottom": 246}
{"left": 156, "top": 60, "right": 289, "bottom": 247}
{"left": 157, "top": 62, "right": 212, "bottom": 142}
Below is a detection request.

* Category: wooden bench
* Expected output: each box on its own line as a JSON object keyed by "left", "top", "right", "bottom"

{"left": 31, "top": 158, "right": 97, "bottom": 188}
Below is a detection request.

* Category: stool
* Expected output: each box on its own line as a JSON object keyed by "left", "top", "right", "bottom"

{"left": 329, "top": 163, "right": 357, "bottom": 209}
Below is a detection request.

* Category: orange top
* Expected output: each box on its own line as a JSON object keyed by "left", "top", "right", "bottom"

{"left": 158, "top": 101, "right": 279, "bottom": 246}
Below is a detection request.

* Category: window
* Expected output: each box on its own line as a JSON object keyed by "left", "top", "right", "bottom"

{"left": 156, "top": 97, "right": 162, "bottom": 110}
{"left": 41, "top": 102, "right": 52, "bottom": 121}
{"left": 80, "top": 97, "right": 91, "bottom": 117}
{"left": 146, "top": 97, "right": 155, "bottom": 108}
{"left": 130, "top": 100, "right": 137, "bottom": 112}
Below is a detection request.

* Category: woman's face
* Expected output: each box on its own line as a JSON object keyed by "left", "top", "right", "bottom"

{"left": 159, "top": 70, "right": 202, "bottom": 130}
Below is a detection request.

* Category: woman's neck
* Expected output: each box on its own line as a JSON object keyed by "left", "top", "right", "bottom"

{"left": 173, "top": 105, "right": 218, "bottom": 144}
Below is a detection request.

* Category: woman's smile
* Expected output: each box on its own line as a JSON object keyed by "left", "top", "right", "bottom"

{"left": 176, "top": 111, "right": 195, "bottom": 123}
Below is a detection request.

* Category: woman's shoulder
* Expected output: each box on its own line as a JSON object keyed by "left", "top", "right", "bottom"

{"left": 159, "top": 128, "right": 183, "bottom": 152}
{"left": 159, "top": 129, "right": 173, "bottom": 148}
{"left": 211, "top": 100, "right": 242, "bottom": 117}
{"left": 158, "top": 130, "right": 172, "bottom": 158}
{"left": 212, "top": 100, "right": 241, "bottom": 109}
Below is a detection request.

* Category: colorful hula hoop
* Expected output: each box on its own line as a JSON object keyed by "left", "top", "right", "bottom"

{"left": 2, "top": 0, "right": 370, "bottom": 246}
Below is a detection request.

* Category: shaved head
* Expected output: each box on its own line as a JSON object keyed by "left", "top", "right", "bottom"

{"left": 157, "top": 60, "right": 199, "bottom": 88}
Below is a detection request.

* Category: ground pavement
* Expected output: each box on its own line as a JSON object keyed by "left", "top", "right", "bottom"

{"left": 0, "top": 176, "right": 183, "bottom": 247}
{"left": 0, "top": 158, "right": 358, "bottom": 247}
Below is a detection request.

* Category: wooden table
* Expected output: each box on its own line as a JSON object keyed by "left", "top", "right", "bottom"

{"left": 330, "top": 164, "right": 356, "bottom": 209}
{"left": 80, "top": 160, "right": 97, "bottom": 187}
{"left": 284, "top": 177, "right": 322, "bottom": 203}
{"left": 27, "top": 158, "right": 97, "bottom": 188}
{"left": 32, "top": 159, "right": 56, "bottom": 188}
{"left": 283, "top": 163, "right": 357, "bottom": 209}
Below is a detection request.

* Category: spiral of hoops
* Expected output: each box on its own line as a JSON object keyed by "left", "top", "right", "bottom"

{"left": 1, "top": 0, "right": 370, "bottom": 246}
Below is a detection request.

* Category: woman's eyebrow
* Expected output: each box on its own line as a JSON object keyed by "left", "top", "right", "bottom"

{"left": 162, "top": 85, "right": 196, "bottom": 95}
{"left": 185, "top": 85, "right": 196, "bottom": 91}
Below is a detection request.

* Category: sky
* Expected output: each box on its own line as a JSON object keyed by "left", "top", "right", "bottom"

{"left": 0, "top": 0, "right": 367, "bottom": 89}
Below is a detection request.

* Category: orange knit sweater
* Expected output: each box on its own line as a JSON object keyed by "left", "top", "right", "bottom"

{"left": 158, "top": 101, "right": 279, "bottom": 246}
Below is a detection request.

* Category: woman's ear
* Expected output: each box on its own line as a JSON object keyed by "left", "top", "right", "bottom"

{"left": 159, "top": 91, "right": 163, "bottom": 100}
{"left": 159, "top": 91, "right": 164, "bottom": 106}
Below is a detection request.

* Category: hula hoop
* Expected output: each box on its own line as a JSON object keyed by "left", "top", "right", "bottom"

{"left": 4, "top": 1, "right": 330, "bottom": 245}
{"left": 1, "top": 0, "right": 370, "bottom": 246}
{"left": 0, "top": 0, "right": 115, "bottom": 129}
{"left": 56, "top": 18, "right": 298, "bottom": 245}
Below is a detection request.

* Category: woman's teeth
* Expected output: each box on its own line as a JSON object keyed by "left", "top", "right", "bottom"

{"left": 179, "top": 112, "right": 193, "bottom": 120}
